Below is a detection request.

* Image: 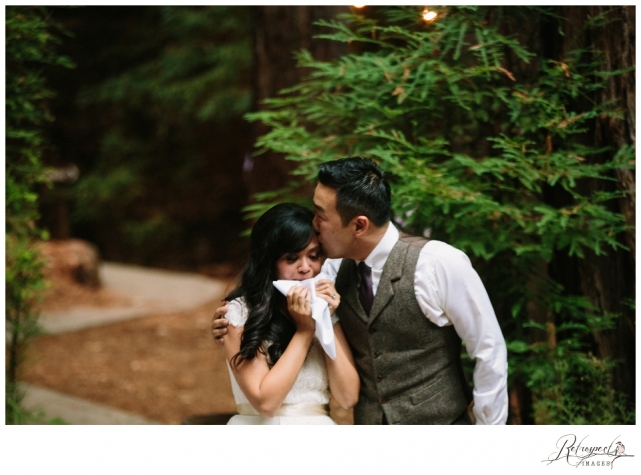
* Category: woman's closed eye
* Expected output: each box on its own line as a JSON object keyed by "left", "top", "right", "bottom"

{"left": 286, "top": 251, "right": 320, "bottom": 263}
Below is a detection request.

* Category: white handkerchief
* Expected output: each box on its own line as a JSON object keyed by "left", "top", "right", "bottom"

{"left": 273, "top": 272, "right": 336, "bottom": 359}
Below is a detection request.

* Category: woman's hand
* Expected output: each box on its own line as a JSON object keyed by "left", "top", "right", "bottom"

{"left": 286, "top": 285, "right": 315, "bottom": 334}
{"left": 315, "top": 279, "right": 340, "bottom": 315}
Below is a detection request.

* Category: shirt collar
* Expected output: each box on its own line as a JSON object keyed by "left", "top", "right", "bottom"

{"left": 361, "top": 223, "right": 399, "bottom": 271}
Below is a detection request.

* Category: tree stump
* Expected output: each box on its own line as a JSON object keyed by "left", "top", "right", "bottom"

{"left": 39, "top": 239, "right": 102, "bottom": 288}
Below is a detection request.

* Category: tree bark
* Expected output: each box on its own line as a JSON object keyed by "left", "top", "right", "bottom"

{"left": 555, "top": 6, "right": 636, "bottom": 407}
{"left": 247, "top": 5, "right": 350, "bottom": 196}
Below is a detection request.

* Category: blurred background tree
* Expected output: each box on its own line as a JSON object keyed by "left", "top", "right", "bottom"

{"left": 41, "top": 6, "right": 254, "bottom": 269}
{"left": 7, "top": 4, "right": 349, "bottom": 422}
{"left": 39, "top": 5, "right": 349, "bottom": 270}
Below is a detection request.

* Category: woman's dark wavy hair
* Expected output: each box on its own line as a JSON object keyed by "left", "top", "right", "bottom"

{"left": 227, "top": 203, "right": 316, "bottom": 368}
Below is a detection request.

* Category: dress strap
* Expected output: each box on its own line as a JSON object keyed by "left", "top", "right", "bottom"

{"left": 236, "top": 403, "right": 330, "bottom": 417}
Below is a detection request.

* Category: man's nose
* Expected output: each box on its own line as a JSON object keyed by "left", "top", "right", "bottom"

{"left": 312, "top": 215, "right": 319, "bottom": 231}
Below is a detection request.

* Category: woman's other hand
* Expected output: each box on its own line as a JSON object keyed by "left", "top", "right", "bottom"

{"left": 315, "top": 279, "right": 340, "bottom": 315}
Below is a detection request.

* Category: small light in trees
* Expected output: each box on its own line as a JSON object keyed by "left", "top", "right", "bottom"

{"left": 353, "top": 5, "right": 366, "bottom": 9}
{"left": 422, "top": 8, "right": 438, "bottom": 23}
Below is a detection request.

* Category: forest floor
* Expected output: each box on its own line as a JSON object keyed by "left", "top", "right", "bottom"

{"left": 19, "top": 261, "right": 353, "bottom": 424}
{"left": 20, "top": 267, "right": 238, "bottom": 424}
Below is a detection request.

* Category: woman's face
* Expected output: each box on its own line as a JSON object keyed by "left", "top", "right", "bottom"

{"left": 275, "top": 235, "right": 323, "bottom": 281}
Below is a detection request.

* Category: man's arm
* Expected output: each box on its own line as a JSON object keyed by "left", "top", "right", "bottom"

{"left": 414, "top": 241, "right": 508, "bottom": 425}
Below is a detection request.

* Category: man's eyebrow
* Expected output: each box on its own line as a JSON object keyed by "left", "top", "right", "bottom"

{"left": 312, "top": 201, "right": 324, "bottom": 211}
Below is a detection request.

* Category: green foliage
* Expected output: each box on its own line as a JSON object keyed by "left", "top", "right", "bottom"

{"left": 245, "top": 6, "right": 634, "bottom": 423}
{"left": 5, "top": 235, "right": 46, "bottom": 389}
{"left": 5, "top": 6, "right": 72, "bottom": 423}
{"left": 69, "top": 6, "right": 254, "bottom": 265}
{"left": 6, "top": 383, "right": 68, "bottom": 425}
{"left": 507, "top": 279, "right": 631, "bottom": 424}
{"left": 511, "top": 331, "right": 634, "bottom": 425}
{"left": 77, "top": 7, "right": 252, "bottom": 122}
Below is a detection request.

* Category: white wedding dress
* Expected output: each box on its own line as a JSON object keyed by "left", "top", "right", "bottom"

{"left": 224, "top": 298, "right": 337, "bottom": 425}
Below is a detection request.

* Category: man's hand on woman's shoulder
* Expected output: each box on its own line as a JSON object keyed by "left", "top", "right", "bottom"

{"left": 211, "top": 302, "right": 230, "bottom": 344}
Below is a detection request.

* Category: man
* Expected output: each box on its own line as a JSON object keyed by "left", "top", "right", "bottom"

{"left": 213, "top": 157, "right": 508, "bottom": 424}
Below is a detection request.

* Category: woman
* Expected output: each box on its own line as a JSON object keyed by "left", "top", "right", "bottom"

{"left": 222, "top": 203, "right": 359, "bottom": 424}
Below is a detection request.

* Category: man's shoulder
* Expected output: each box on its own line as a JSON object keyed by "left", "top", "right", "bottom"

{"left": 423, "top": 239, "right": 461, "bottom": 253}
{"left": 398, "top": 232, "right": 430, "bottom": 248}
{"left": 419, "top": 240, "right": 471, "bottom": 266}
{"left": 394, "top": 235, "right": 462, "bottom": 257}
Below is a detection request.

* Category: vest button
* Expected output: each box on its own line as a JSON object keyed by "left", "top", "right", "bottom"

{"left": 381, "top": 397, "right": 389, "bottom": 404}
{"left": 376, "top": 374, "right": 383, "bottom": 382}
{"left": 373, "top": 352, "right": 381, "bottom": 358}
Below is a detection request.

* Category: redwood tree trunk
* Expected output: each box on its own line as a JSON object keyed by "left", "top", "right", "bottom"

{"left": 247, "top": 5, "right": 349, "bottom": 196}
{"left": 555, "top": 6, "right": 636, "bottom": 408}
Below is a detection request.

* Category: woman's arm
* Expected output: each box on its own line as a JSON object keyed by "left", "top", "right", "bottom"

{"left": 323, "top": 322, "right": 360, "bottom": 409}
{"left": 223, "top": 287, "right": 315, "bottom": 418}
{"left": 316, "top": 279, "right": 360, "bottom": 409}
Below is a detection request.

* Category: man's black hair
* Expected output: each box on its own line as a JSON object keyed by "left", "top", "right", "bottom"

{"left": 317, "top": 157, "right": 391, "bottom": 227}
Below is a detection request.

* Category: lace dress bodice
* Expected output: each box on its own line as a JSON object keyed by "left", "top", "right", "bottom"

{"left": 224, "top": 298, "right": 336, "bottom": 425}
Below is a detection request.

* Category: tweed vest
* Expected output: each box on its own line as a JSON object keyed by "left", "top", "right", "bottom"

{"left": 335, "top": 235, "right": 472, "bottom": 425}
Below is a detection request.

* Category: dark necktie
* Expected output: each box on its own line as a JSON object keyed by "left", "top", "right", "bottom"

{"left": 358, "top": 261, "right": 374, "bottom": 315}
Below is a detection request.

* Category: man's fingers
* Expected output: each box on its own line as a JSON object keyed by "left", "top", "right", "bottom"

{"left": 211, "top": 302, "right": 230, "bottom": 345}
{"left": 214, "top": 305, "right": 229, "bottom": 319}
{"left": 211, "top": 317, "right": 228, "bottom": 329}
{"left": 211, "top": 321, "right": 227, "bottom": 345}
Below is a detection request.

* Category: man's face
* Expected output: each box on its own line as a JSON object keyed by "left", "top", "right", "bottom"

{"left": 312, "top": 183, "right": 355, "bottom": 259}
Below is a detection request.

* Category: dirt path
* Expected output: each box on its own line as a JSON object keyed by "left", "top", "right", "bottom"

{"left": 21, "top": 298, "right": 237, "bottom": 424}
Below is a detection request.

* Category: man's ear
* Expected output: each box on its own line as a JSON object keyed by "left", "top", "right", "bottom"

{"left": 352, "top": 216, "right": 370, "bottom": 237}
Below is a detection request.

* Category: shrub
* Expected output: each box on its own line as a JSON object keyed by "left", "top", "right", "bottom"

{"left": 5, "top": 6, "right": 72, "bottom": 423}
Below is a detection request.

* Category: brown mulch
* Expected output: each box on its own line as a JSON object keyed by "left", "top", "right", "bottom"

{"left": 21, "top": 298, "right": 237, "bottom": 425}
{"left": 19, "top": 263, "right": 353, "bottom": 424}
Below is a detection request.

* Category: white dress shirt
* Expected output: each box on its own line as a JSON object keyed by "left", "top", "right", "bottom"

{"left": 321, "top": 223, "right": 508, "bottom": 425}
